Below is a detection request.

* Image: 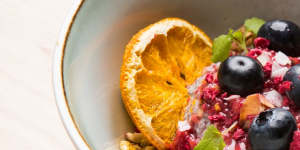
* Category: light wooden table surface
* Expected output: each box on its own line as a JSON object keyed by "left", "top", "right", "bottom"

{"left": 0, "top": 0, "right": 75, "bottom": 149}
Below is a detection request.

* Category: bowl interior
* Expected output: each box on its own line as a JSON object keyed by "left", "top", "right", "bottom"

{"left": 63, "top": 0, "right": 300, "bottom": 149}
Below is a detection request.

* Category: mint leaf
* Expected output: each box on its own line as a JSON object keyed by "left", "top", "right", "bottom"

{"left": 211, "top": 34, "right": 233, "bottom": 62}
{"left": 233, "top": 30, "right": 247, "bottom": 51}
{"left": 232, "top": 31, "right": 243, "bottom": 43}
{"left": 244, "top": 17, "right": 265, "bottom": 35}
{"left": 228, "top": 28, "right": 234, "bottom": 35}
{"left": 193, "top": 125, "right": 225, "bottom": 150}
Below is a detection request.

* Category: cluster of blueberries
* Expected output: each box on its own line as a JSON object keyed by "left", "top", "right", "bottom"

{"left": 218, "top": 20, "right": 300, "bottom": 150}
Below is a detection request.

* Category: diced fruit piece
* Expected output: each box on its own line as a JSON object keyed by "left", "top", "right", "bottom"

{"left": 256, "top": 51, "right": 271, "bottom": 66}
{"left": 283, "top": 64, "right": 300, "bottom": 107}
{"left": 258, "top": 94, "right": 275, "bottom": 108}
{"left": 249, "top": 108, "right": 297, "bottom": 150}
{"left": 218, "top": 56, "right": 264, "bottom": 96}
{"left": 271, "top": 63, "right": 289, "bottom": 78}
{"left": 214, "top": 103, "right": 221, "bottom": 112}
{"left": 257, "top": 20, "right": 300, "bottom": 57}
{"left": 239, "top": 94, "right": 265, "bottom": 128}
{"left": 263, "top": 90, "right": 283, "bottom": 107}
{"left": 274, "top": 51, "right": 291, "bottom": 66}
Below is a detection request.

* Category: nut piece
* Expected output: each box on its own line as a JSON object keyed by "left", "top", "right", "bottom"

{"left": 231, "top": 41, "right": 243, "bottom": 52}
{"left": 125, "top": 132, "right": 151, "bottom": 146}
{"left": 238, "top": 26, "right": 247, "bottom": 34}
{"left": 120, "top": 140, "right": 142, "bottom": 150}
{"left": 245, "top": 31, "right": 255, "bottom": 46}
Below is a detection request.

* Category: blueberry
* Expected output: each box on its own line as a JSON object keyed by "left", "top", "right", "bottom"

{"left": 284, "top": 64, "right": 300, "bottom": 107}
{"left": 257, "top": 20, "right": 300, "bottom": 57}
{"left": 249, "top": 108, "right": 297, "bottom": 150}
{"left": 218, "top": 56, "right": 264, "bottom": 96}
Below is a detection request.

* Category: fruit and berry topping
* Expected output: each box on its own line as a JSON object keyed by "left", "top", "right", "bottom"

{"left": 173, "top": 18, "right": 300, "bottom": 150}
{"left": 176, "top": 18, "right": 300, "bottom": 150}
{"left": 284, "top": 64, "right": 300, "bottom": 107}
{"left": 249, "top": 108, "right": 297, "bottom": 150}
{"left": 258, "top": 20, "right": 300, "bottom": 57}
{"left": 218, "top": 56, "right": 264, "bottom": 96}
{"left": 121, "top": 17, "right": 300, "bottom": 150}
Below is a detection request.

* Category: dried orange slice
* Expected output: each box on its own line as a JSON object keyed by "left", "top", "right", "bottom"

{"left": 120, "top": 18, "right": 212, "bottom": 149}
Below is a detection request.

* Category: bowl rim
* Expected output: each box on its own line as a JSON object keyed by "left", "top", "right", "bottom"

{"left": 52, "top": 0, "right": 91, "bottom": 149}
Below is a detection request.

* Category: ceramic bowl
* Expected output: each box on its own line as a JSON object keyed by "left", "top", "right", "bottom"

{"left": 53, "top": 0, "right": 300, "bottom": 149}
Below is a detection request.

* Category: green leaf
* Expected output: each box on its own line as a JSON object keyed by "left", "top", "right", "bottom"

{"left": 193, "top": 125, "right": 225, "bottom": 150}
{"left": 232, "top": 31, "right": 243, "bottom": 43}
{"left": 233, "top": 30, "right": 247, "bottom": 51}
{"left": 228, "top": 28, "right": 234, "bottom": 35}
{"left": 244, "top": 17, "right": 265, "bottom": 35}
{"left": 211, "top": 34, "right": 233, "bottom": 62}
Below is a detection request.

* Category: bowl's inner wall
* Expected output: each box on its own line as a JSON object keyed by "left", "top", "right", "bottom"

{"left": 63, "top": 0, "right": 300, "bottom": 149}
